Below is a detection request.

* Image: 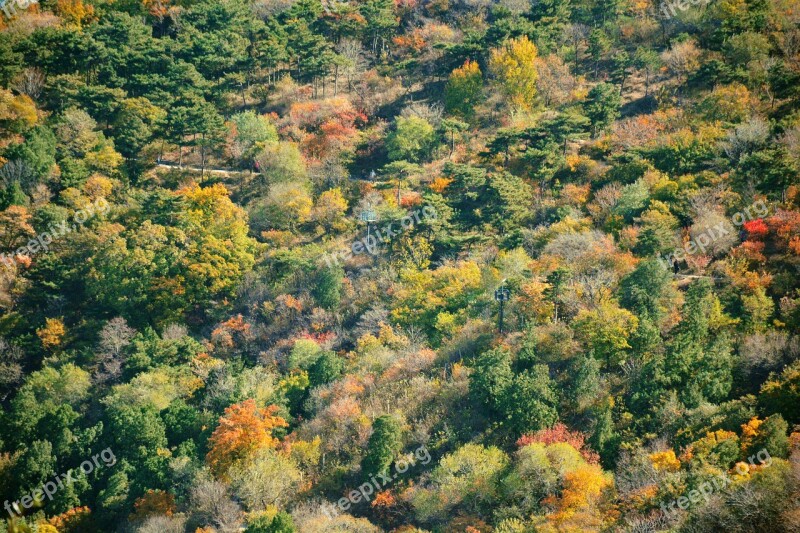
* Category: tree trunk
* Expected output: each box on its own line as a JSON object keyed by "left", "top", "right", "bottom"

{"left": 334, "top": 65, "right": 339, "bottom": 96}
{"left": 200, "top": 133, "right": 206, "bottom": 181}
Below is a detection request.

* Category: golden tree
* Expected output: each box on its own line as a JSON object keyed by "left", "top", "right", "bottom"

{"left": 489, "top": 36, "right": 539, "bottom": 112}
{"left": 206, "top": 399, "right": 288, "bottom": 477}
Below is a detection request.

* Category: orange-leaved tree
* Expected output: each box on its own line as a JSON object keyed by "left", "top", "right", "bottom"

{"left": 206, "top": 399, "right": 288, "bottom": 477}
{"left": 544, "top": 465, "right": 613, "bottom": 529}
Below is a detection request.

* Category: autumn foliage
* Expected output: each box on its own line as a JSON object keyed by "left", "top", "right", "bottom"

{"left": 48, "top": 507, "right": 91, "bottom": 532}
{"left": 131, "top": 489, "right": 177, "bottom": 520}
{"left": 517, "top": 423, "right": 600, "bottom": 464}
{"left": 206, "top": 399, "right": 288, "bottom": 477}
{"left": 0, "top": 0, "right": 798, "bottom": 530}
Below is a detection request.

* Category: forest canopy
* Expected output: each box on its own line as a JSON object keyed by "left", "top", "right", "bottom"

{"left": 0, "top": 0, "right": 798, "bottom": 531}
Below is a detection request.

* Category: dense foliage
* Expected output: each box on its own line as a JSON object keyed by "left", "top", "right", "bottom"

{"left": 0, "top": 0, "right": 798, "bottom": 531}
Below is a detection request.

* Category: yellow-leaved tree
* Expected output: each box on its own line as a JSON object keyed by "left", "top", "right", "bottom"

{"left": 489, "top": 36, "right": 539, "bottom": 112}
{"left": 37, "top": 317, "right": 66, "bottom": 350}
{"left": 177, "top": 182, "right": 259, "bottom": 303}
{"left": 544, "top": 464, "right": 613, "bottom": 530}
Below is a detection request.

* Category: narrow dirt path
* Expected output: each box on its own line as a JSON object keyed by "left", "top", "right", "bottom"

{"left": 154, "top": 162, "right": 255, "bottom": 176}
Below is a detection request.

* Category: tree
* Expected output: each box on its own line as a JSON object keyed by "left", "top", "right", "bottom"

{"left": 634, "top": 47, "right": 660, "bottom": 97}
{"left": 164, "top": 94, "right": 223, "bottom": 170}
{"left": 0, "top": 35, "right": 22, "bottom": 87}
{"left": 573, "top": 301, "right": 639, "bottom": 368}
{"left": 502, "top": 442, "right": 565, "bottom": 516}
{"left": 588, "top": 29, "right": 611, "bottom": 79}
{"left": 106, "top": 403, "right": 168, "bottom": 462}
{"left": 5, "top": 126, "right": 56, "bottom": 181}
{"left": 105, "top": 403, "right": 169, "bottom": 494}
{"left": 517, "top": 423, "right": 600, "bottom": 464}
{"left": 37, "top": 317, "right": 66, "bottom": 351}
{"left": 386, "top": 116, "right": 437, "bottom": 162}
{"left": 611, "top": 50, "right": 633, "bottom": 93}
{"left": 189, "top": 479, "right": 243, "bottom": 532}
{"left": 0, "top": 205, "right": 35, "bottom": 250}
{"left": 132, "top": 489, "right": 177, "bottom": 521}
{"left": 0, "top": 88, "right": 37, "bottom": 137}
{"left": 308, "top": 351, "right": 344, "bottom": 388}
{"left": 411, "top": 444, "right": 509, "bottom": 521}
{"left": 680, "top": 461, "right": 793, "bottom": 532}
{"left": 661, "top": 39, "right": 701, "bottom": 86}
{"left": 311, "top": 188, "right": 348, "bottom": 233}
{"left": 618, "top": 258, "right": 674, "bottom": 322}
{"left": 12, "top": 439, "right": 56, "bottom": 496}
{"left": 470, "top": 348, "right": 558, "bottom": 435}
{"left": 228, "top": 111, "right": 278, "bottom": 168}
{"left": 535, "top": 54, "right": 577, "bottom": 107}
{"left": 741, "top": 415, "right": 789, "bottom": 459}
{"left": 94, "top": 317, "right": 136, "bottom": 385}
{"left": 255, "top": 182, "right": 313, "bottom": 232}
{"left": 546, "top": 463, "right": 612, "bottom": 529}
{"left": 312, "top": 265, "right": 343, "bottom": 310}
{"left": 760, "top": 360, "right": 800, "bottom": 424}
{"left": 698, "top": 83, "right": 753, "bottom": 123}
{"left": 6, "top": 364, "right": 91, "bottom": 447}
{"left": 544, "top": 267, "right": 570, "bottom": 322}
{"left": 665, "top": 279, "right": 734, "bottom": 407}
{"left": 634, "top": 201, "right": 679, "bottom": 256}
{"left": 285, "top": 18, "right": 335, "bottom": 90}
{"left": 229, "top": 448, "right": 303, "bottom": 510}
{"left": 55, "top": 107, "right": 103, "bottom": 159}
{"left": 441, "top": 119, "right": 469, "bottom": 156}
{"left": 583, "top": 82, "right": 620, "bottom": 137}
{"left": 245, "top": 512, "right": 296, "bottom": 533}
{"left": 445, "top": 60, "right": 483, "bottom": 120}
{"left": 136, "top": 516, "right": 187, "bottom": 533}
{"left": 206, "top": 400, "right": 288, "bottom": 477}
{"left": 162, "top": 399, "right": 205, "bottom": 448}
{"left": 86, "top": 185, "right": 256, "bottom": 326}
{"left": 500, "top": 365, "right": 559, "bottom": 435}
{"left": 360, "top": 0, "right": 396, "bottom": 55}
{"left": 125, "top": 325, "right": 203, "bottom": 376}
{"left": 361, "top": 415, "right": 403, "bottom": 476}
{"left": 112, "top": 97, "right": 165, "bottom": 161}
{"left": 255, "top": 142, "right": 308, "bottom": 185}
{"left": 489, "top": 36, "right": 539, "bottom": 111}
{"left": 288, "top": 339, "right": 323, "bottom": 371}
{"left": 469, "top": 348, "right": 513, "bottom": 414}
{"left": 0, "top": 338, "right": 23, "bottom": 402}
